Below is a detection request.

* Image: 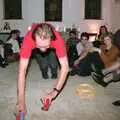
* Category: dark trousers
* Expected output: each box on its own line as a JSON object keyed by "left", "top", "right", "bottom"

{"left": 4, "top": 43, "right": 13, "bottom": 62}
{"left": 34, "top": 48, "right": 58, "bottom": 76}
{"left": 75, "top": 52, "right": 105, "bottom": 76}
{"left": 0, "top": 55, "right": 4, "bottom": 65}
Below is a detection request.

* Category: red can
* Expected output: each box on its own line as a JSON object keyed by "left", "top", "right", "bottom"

{"left": 41, "top": 98, "right": 51, "bottom": 111}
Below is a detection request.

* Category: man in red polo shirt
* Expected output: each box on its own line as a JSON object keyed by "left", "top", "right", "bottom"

{"left": 17, "top": 23, "right": 69, "bottom": 113}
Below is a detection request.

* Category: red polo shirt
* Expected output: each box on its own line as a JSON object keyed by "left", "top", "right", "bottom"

{"left": 20, "top": 23, "right": 67, "bottom": 59}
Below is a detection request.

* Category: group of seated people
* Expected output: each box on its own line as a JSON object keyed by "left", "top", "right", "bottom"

{"left": 66, "top": 25, "right": 120, "bottom": 87}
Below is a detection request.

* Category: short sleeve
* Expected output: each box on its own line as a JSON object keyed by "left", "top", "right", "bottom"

{"left": 20, "top": 23, "right": 37, "bottom": 58}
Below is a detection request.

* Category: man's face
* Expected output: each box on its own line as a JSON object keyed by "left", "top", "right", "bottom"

{"left": 35, "top": 35, "right": 51, "bottom": 52}
{"left": 104, "top": 36, "right": 111, "bottom": 46}
{"left": 81, "top": 36, "right": 88, "bottom": 44}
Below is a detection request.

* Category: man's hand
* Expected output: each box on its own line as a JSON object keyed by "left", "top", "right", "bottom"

{"left": 73, "top": 59, "right": 79, "bottom": 67}
{"left": 16, "top": 102, "right": 27, "bottom": 115}
{"left": 42, "top": 89, "right": 59, "bottom": 102}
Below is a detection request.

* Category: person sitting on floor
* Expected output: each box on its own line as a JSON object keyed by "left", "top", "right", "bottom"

{"left": 97, "top": 25, "right": 113, "bottom": 43}
{"left": 91, "top": 59, "right": 120, "bottom": 106}
{"left": 69, "top": 32, "right": 103, "bottom": 76}
{"left": 91, "top": 34, "right": 120, "bottom": 87}
{"left": 5, "top": 30, "right": 20, "bottom": 62}
{"left": 66, "top": 30, "right": 79, "bottom": 68}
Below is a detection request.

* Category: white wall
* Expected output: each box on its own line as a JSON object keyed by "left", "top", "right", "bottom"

{"left": 110, "top": 0, "right": 120, "bottom": 33}
{"left": 0, "top": 0, "right": 119, "bottom": 35}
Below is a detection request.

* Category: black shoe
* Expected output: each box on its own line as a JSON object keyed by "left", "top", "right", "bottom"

{"left": 51, "top": 74, "right": 57, "bottom": 79}
{"left": 91, "top": 64, "right": 104, "bottom": 77}
{"left": 0, "top": 63, "right": 6, "bottom": 68}
{"left": 42, "top": 73, "right": 49, "bottom": 79}
{"left": 112, "top": 100, "right": 120, "bottom": 106}
{"left": 91, "top": 72, "right": 108, "bottom": 87}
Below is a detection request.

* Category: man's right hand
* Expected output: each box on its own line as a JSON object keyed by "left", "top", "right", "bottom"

{"left": 16, "top": 102, "right": 27, "bottom": 115}
{"left": 73, "top": 60, "right": 79, "bottom": 67}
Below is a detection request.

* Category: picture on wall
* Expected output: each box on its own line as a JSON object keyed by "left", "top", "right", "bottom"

{"left": 45, "top": 0, "right": 62, "bottom": 21}
{"left": 85, "top": 0, "right": 101, "bottom": 19}
{"left": 4, "top": 0, "right": 22, "bottom": 19}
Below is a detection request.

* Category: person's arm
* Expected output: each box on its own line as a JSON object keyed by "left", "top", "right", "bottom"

{"left": 45, "top": 30, "right": 69, "bottom": 100}
{"left": 73, "top": 50, "right": 88, "bottom": 66}
{"left": 17, "top": 58, "right": 29, "bottom": 113}
{"left": 44, "top": 56, "right": 69, "bottom": 100}
{"left": 55, "top": 56, "right": 69, "bottom": 90}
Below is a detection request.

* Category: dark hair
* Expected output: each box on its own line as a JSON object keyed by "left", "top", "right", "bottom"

{"left": 103, "top": 33, "right": 114, "bottom": 44}
{"left": 99, "top": 25, "right": 108, "bottom": 36}
{"left": 69, "top": 30, "right": 77, "bottom": 36}
{"left": 104, "top": 33, "right": 113, "bottom": 39}
{"left": 81, "top": 32, "right": 89, "bottom": 40}
{"left": 7, "top": 29, "right": 20, "bottom": 41}
{"left": 32, "top": 23, "right": 56, "bottom": 41}
{"left": 14, "top": 29, "right": 21, "bottom": 34}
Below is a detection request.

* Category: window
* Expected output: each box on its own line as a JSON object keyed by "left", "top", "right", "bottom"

{"left": 45, "top": 0, "right": 62, "bottom": 21}
{"left": 4, "top": 0, "right": 22, "bottom": 19}
{"left": 85, "top": 0, "right": 101, "bottom": 19}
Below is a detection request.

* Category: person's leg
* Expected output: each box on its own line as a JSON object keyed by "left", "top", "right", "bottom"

{"left": 70, "top": 52, "right": 100, "bottom": 76}
{"left": 0, "top": 55, "right": 6, "bottom": 68}
{"left": 92, "top": 67, "right": 120, "bottom": 87}
{"left": 48, "top": 49, "right": 58, "bottom": 79}
{"left": 35, "top": 49, "right": 49, "bottom": 79}
{"left": 92, "top": 61, "right": 120, "bottom": 83}
{"left": 4, "top": 43, "right": 13, "bottom": 64}
{"left": 69, "top": 54, "right": 92, "bottom": 76}
{"left": 87, "top": 52, "right": 109, "bottom": 87}
{"left": 104, "top": 69, "right": 120, "bottom": 83}
{"left": 0, "top": 45, "right": 7, "bottom": 67}
{"left": 102, "top": 61, "right": 120, "bottom": 75}
{"left": 90, "top": 52, "right": 105, "bottom": 72}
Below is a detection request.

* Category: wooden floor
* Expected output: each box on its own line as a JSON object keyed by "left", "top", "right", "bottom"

{"left": 0, "top": 60, "right": 120, "bottom": 120}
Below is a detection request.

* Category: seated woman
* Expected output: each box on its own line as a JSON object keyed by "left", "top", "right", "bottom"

{"left": 91, "top": 34, "right": 120, "bottom": 87}
{"left": 4, "top": 30, "right": 20, "bottom": 62}
{"left": 97, "top": 25, "right": 113, "bottom": 43}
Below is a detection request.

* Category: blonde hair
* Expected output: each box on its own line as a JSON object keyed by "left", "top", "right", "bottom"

{"left": 32, "top": 23, "right": 56, "bottom": 40}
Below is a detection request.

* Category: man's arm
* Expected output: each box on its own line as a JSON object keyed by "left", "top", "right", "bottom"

{"left": 17, "top": 58, "right": 29, "bottom": 112}
{"left": 55, "top": 56, "right": 69, "bottom": 90}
